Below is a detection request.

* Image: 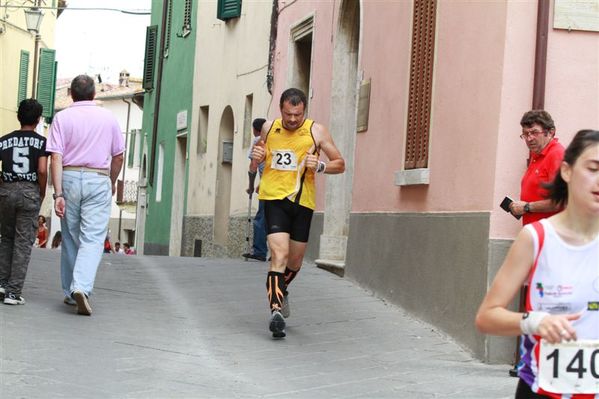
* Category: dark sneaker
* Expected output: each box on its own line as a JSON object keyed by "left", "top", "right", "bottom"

{"left": 242, "top": 253, "right": 266, "bottom": 262}
{"left": 4, "top": 292, "right": 25, "bottom": 305}
{"left": 281, "top": 294, "right": 290, "bottom": 318}
{"left": 72, "top": 290, "right": 92, "bottom": 316}
{"left": 63, "top": 296, "right": 76, "bottom": 306}
{"left": 269, "top": 310, "right": 286, "bottom": 338}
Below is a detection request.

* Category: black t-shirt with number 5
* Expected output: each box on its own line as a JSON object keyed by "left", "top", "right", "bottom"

{"left": 0, "top": 130, "right": 49, "bottom": 182}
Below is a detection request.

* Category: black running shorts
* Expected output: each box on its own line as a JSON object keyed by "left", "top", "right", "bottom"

{"left": 264, "top": 198, "right": 314, "bottom": 243}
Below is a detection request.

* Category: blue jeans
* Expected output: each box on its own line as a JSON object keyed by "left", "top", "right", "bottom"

{"left": 60, "top": 171, "right": 112, "bottom": 298}
{"left": 252, "top": 200, "right": 267, "bottom": 258}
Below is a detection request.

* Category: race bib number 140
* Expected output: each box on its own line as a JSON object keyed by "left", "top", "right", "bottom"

{"left": 538, "top": 339, "right": 599, "bottom": 394}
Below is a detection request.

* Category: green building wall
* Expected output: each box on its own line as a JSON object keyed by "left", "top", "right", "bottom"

{"left": 141, "top": 0, "right": 196, "bottom": 255}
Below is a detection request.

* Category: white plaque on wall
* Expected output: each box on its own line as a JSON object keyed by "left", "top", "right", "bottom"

{"left": 176, "top": 110, "right": 188, "bottom": 131}
{"left": 554, "top": 0, "right": 599, "bottom": 32}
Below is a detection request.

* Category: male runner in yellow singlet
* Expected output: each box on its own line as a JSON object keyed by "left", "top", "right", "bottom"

{"left": 252, "top": 88, "right": 345, "bottom": 338}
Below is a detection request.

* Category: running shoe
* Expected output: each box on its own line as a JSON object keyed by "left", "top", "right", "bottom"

{"left": 269, "top": 310, "right": 286, "bottom": 338}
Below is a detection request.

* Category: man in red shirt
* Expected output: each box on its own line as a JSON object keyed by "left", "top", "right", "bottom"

{"left": 506, "top": 110, "right": 565, "bottom": 377}
{"left": 509, "top": 110, "right": 564, "bottom": 225}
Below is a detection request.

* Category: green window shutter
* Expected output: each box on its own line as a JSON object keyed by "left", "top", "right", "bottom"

{"left": 128, "top": 130, "right": 136, "bottom": 168}
{"left": 37, "top": 49, "right": 57, "bottom": 119}
{"left": 18, "top": 50, "right": 30, "bottom": 106}
{"left": 217, "top": 0, "right": 241, "bottom": 21}
{"left": 143, "top": 25, "right": 158, "bottom": 90}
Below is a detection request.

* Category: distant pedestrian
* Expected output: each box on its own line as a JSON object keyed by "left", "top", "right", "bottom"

{"left": 242, "top": 117, "right": 268, "bottom": 262}
{"left": 0, "top": 99, "right": 49, "bottom": 305}
{"left": 48, "top": 74, "right": 125, "bottom": 316}
{"left": 51, "top": 231, "right": 62, "bottom": 249}
{"left": 113, "top": 242, "right": 124, "bottom": 254}
{"left": 35, "top": 215, "right": 48, "bottom": 248}
{"left": 103, "top": 236, "right": 113, "bottom": 254}
{"left": 123, "top": 243, "right": 136, "bottom": 255}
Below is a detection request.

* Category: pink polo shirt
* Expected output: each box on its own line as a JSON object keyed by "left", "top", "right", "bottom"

{"left": 47, "top": 101, "right": 125, "bottom": 169}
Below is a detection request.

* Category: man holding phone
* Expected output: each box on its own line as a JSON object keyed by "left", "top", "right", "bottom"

{"left": 508, "top": 110, "right": 564, "bottom": 225}
{"left": 503, "top": 109, "right": 565, "bottom": 377}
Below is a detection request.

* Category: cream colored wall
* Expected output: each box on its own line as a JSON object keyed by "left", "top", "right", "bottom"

{"left": 187, "top": 1, "right": 272, "bottom": 218}
{"left": 0, "top": 4, "right": 57, "bottom": 135}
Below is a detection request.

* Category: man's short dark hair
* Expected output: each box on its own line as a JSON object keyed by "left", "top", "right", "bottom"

{"left": 17, "top": 99, "right": 43, "bottom": 126}
{"left": 279, "top": 88, "right": 307, "bottom": 109}
{"left": 520, "top": 110, "right": 555, "bottom": 131}
{"left": 252, "top": 118, "right": 266, "bottom": 132}
{"left": 71, "top": 75, "right": 96, "bottom": 102}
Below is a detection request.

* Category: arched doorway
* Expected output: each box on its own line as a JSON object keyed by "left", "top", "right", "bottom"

{"left": 317, "top": 0, "right": 360, "bottom": 275}
{"left": 214, "top": 106, "right": 234, "bottom": 246}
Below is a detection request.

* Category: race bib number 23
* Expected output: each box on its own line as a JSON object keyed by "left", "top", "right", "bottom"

{"left": 271, "top": 150, "right": 298, "bottom": 171}
{"left": 538, "top": 339, "right": 599, "bottom": 394}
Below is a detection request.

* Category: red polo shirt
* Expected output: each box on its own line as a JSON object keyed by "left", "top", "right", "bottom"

{"left": 520, "top": 138, "right": 565, "bottom": 225}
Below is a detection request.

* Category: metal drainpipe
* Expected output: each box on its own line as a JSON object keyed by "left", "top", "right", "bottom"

{"left": 149, "top": 0, "right": 170, "bottom": 185}
{"left": 532, "top": 0, "right": 550, "bottom": 109}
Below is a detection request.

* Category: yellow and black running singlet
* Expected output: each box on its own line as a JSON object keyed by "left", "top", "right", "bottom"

{"left": 258, "top": 118, "right": 317, "bottom": 210}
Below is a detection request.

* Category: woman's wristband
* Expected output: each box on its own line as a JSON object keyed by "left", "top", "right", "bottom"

{"left": 520, "top": 311, "right": 549, "bottom": 335}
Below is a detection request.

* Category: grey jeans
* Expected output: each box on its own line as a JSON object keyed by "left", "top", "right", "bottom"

{"left": 0, "top": 182, "right": 41, "bottom": 295}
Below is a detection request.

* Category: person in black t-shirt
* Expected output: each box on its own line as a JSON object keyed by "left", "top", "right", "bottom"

{"left": 0, "top": 99, "right": 48, "bottom": 305}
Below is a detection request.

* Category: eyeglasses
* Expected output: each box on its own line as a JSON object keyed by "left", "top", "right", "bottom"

{"left": 520, "top": 129, "right": 545, "bottom": 140}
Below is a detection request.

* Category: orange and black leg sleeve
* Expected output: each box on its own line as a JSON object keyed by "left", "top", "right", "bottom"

{"left": 266, "top": 271, "right": 286, "bottom": 312}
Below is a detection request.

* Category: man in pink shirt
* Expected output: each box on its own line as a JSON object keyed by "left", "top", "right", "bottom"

{"left": 47, "top": 75, "right": 124, "bottom": 316}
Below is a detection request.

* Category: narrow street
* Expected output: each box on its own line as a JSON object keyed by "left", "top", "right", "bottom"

{"left": 1, "top": 249, "right": 516, "bottom": 398}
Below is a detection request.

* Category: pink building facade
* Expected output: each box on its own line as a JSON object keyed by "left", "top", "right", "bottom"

{"left": 269, "top": 0, "right": 599, "bottom": 362}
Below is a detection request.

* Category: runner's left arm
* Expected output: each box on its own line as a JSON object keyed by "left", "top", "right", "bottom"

{"left": 309, "top": 123, "right": 345, "bottom": 174}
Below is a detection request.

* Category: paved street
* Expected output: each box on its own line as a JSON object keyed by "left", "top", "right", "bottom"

{"left": 1, "top": 249, "right": 517, "bottom": 398}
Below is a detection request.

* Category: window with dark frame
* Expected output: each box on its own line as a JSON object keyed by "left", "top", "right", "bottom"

{"left": 404, "top": 0, "right": 437, "bottom": 170}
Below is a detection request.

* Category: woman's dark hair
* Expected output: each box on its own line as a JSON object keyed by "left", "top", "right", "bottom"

{"left": 38, "top": 215, "right": 46, "bottom": 224}
{"left": 70, "top": 75, "right": 96, "bottom": 101}
{"left": 279, "top": 88, "right": 307, "bottom": 109}
{"left": 546, "top": 129, "right": 599, "bottom": 207}
{"left": 51, "top": 231, "right": 62, "bottom": 249}
{"left": 17, "top": 99, "right": 43, "bottom": 126}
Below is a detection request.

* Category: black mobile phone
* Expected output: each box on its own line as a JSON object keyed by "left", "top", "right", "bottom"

{"left": 500, "top": 196, "right": 521, "bottom": 220}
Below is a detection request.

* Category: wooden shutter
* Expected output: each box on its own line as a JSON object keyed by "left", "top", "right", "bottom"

{"left": 405, "top": 0, "right": 437, "bottom": 169}
{"left": 128, "top": 131, "right": 136, "bottom": 168}
{"left": 183, "top": 0, "right": 192, "bottom": 30}
{"left": 143, "top": 25, "right": 158, "bottom": 90}
{"left": 217, "top": 0, "right": 241, "bottom": 21}
{"left": 18, "top": 50, "right": 30, "bottom": 106}
{"left": 37, "top": 49, "right": 57, "bottom": 119}
{"left": 164, "top": 0, "right": 172, "bottom": 56}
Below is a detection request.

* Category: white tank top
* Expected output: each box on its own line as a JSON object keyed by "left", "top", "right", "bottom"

{"left": 518, "top": 219, "right": 599, "bottom": 398}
